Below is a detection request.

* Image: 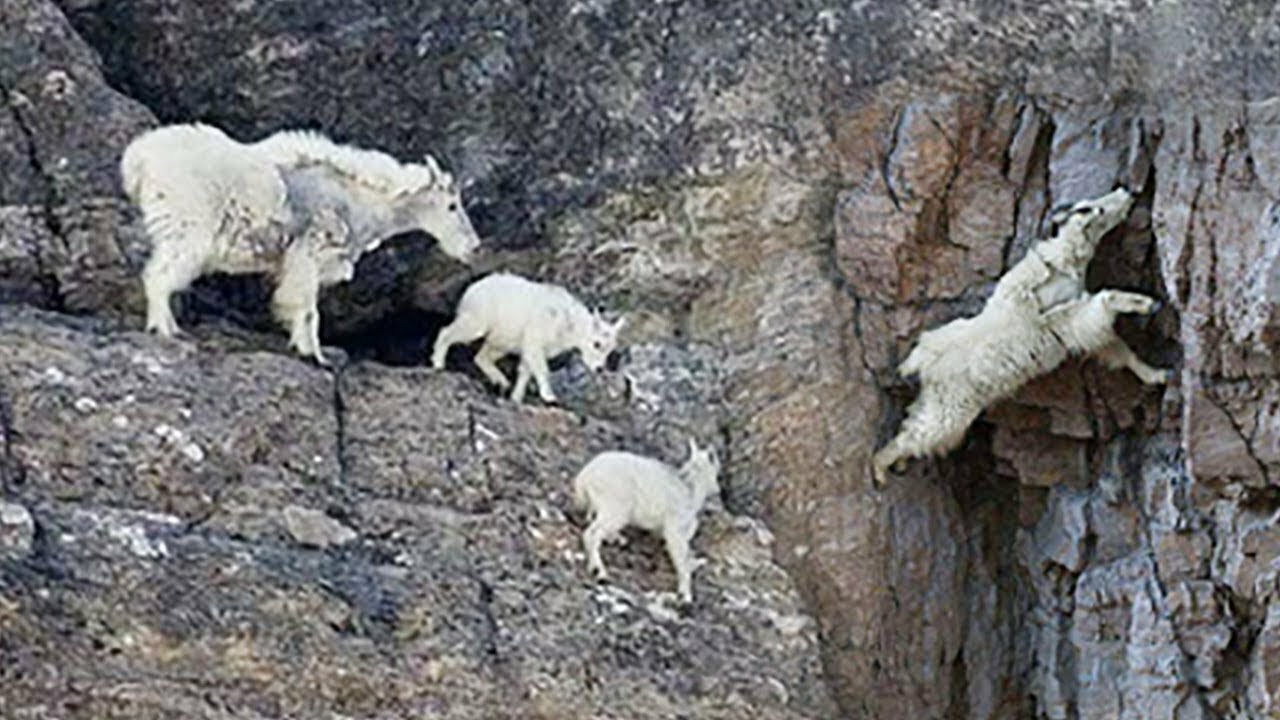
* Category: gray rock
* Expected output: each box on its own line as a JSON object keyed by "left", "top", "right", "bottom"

{"left": 281, "top": 504, "right": 357, "bottom": 548}
{"left": 4, "top": 0, "right": 1280, "bottom": 717}
{"left": 0, "top": 500, "right": 35, "bottom": 560}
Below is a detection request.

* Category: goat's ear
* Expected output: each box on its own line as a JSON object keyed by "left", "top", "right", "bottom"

{"left": 687, "top": 437, "right": 699, "bottom": 459}
{"left": 1049, "top": 207, "right": 1073, "bottom": 228}
{"left": 610, "top": 316, "right": 626, "bottom": 334}
{"left": 422, "top": 155, "right": 443, "bottom": 178}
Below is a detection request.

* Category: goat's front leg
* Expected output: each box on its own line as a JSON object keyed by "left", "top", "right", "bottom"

{"left": 302, "top": 307, "right": 328, "bottom": 366}
{"left": 1093, "top": 337, "right": 1171, "bottom": 385}
{"left": 663, "top": 523, "right": 696, "bottom": 604}
{"left": 272, "top": 266, "right": 327, "bottom": 366}
{"left": 1050, "top": 289, "right": 1169, "bottom": 384}
{"left": 522, "top": 345, "right": 558, "bottom": 404}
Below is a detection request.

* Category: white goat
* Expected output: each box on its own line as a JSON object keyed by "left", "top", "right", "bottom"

{"left": 120, "top": 123, "right": 481, "bottom": 360}
{"left": 431, "top": 273, "right": 624, "bottom": 403}
{"left": 270, "top": 206, "right": 356, "bottom": 364}
{"left": 572, "top": 439, "right": 721, "bottom": 604}
{"left": 872, "top": 187, "right": 1172, "bottom": 487}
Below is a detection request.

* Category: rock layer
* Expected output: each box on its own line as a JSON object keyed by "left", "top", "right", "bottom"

{"left": 3, "top": 0, "right": 1280, "bottom": 718}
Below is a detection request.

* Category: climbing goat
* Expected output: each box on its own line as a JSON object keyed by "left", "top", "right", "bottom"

{"left": 872, "top": 187, "right": 1171, "bottom": 487}
{"left": 120, "top": 123, "right": 481, "bottom": 359}
{"left": 573, "top": 439, "right": 721, "bottom": 604}
{"left": 431, "top": 273, "right": 624, "bottom": 403}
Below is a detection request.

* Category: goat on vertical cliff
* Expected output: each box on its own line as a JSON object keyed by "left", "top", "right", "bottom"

{"left": 120, "top": 123, "right": 481, "bottom": 362}
{"left": 872, "top": 187, "right": 1172, "bottom": 487}
{"left": 431, "top": 273, "right": 624, "bottom": 404}
{"left": 573, "top": 438, "right": 721, "bottom": 604}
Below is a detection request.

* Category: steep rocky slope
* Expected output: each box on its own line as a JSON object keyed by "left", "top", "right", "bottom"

{"left": 4, "top": 0, "right": 1280, "bottom": 718}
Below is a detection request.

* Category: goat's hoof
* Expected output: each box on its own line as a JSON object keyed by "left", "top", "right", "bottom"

{"left": 146, "top": 324, "right": 184, "bottom": 339}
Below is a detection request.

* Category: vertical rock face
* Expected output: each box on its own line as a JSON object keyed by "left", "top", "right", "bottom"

{"left": 4, "top": 0, "right": 1280, "bottom": 718}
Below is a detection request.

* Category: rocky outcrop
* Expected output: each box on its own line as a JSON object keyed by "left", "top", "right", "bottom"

{"left": 0, "top": 306, "right": 834, "bottom": 719}
{"left": 5, "top": 0, "right": 1280, "bottom": 718}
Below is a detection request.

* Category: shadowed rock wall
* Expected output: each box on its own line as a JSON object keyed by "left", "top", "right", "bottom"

{"left": 3, "top": 0, "right": 1280, "bottom": 718}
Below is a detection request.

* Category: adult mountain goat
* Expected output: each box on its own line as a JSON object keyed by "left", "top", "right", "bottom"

{"left": 431, "top": 273, "right": 624, "bottom": 404}
{"left": 573, "top": 439, "right": 721, "bottom": 604}
{"left": 120, "top": 123, "right": 481, "bottom": 361}
{"left": 872, "top": 187, "right": 1172, "bottom": 487}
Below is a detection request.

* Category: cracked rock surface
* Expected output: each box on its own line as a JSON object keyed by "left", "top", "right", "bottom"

{"left": 4, "top": 0, "right": 1280, "bottom": 718}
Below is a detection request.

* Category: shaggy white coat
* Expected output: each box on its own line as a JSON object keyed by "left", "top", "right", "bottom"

{"left": 572, "top": 439, "right": 721, "bottom": 603}
{"left": 120, "top": 122, "right": 480, "bottom": 361}
{"left": 431, "top": 273, "right": 624, "bottom": 403}
{"left": 872, "top": 188, "right": 1171, "bottom": 486}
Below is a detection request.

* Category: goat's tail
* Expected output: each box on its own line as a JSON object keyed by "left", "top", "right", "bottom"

{"left": 119, "top": 139, "right": 148, "bottom": 204}
{"left": 571, "top": 473, "right": 590, "bottom": 512}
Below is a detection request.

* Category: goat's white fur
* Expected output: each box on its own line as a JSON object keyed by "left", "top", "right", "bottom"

{"left": 572, "top": 439, "right": 721, "bottom": 603}
{"left": 431, "top": 273, "right": 624, "bottom": 403}
{"left": 872, "top": 188, "right": 1171, "bottom": 486}
{"left": 270, "top": 207, "right": 356, "bottom": 364}
{"left": 120, "top": 122, "right": 481, "bottom": 360}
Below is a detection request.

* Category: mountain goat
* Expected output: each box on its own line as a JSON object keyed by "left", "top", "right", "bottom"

{"left": 270, "top": 207, "right": 356, "bottom": 364}
{"left": 572, "top": 439, "right": 721, "bottom": 604}
{"left": 872, "top": 187, "right": 1172, "bottom": 487}
{"left": 431, "top": 273, "right": 624, "bottom": 404}
{"left": 120, "top": 123, "right": 481, "bottom": 360}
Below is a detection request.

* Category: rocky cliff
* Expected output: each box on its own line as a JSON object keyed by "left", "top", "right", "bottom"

{"left": 3, "top": 1, "right": 1280, "bottom": 718}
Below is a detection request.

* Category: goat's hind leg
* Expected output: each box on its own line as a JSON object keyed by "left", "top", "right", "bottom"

{"left": 431, "top": 313, "right": 487, "bottom": 370}
{"left": 872, "top": 383, "right": 979, "bottom": 488}
{"left": 473, "top": 341, "right": 511, "bottom": 391}
{"left": 141, "top": 242, "right": 204, "bottom": 337}
{"left": 583, "top": 511, "right": 627, "bottom": 581}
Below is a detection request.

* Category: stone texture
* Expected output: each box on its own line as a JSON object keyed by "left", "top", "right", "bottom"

{"left": 0, "top": 500, "right": 34, "bottom": 560}
{"left": 4, "top": 0, "right": 1280, "bottom": 718}
{"left": 0, "top": 308, "right": 834, "bottom": 719}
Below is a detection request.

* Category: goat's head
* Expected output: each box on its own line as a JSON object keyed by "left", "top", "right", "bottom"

{"left": 682, "top": 437, "right": 721, "bottom": 501}
{"left": 576, "top": 310, "right": 625, "bottom": 371}
{"left": 397, "top": 155, "right": 481, "bottom": 264}
{"left": 1046, "top": 187, "right": 1134, "bottom": 253}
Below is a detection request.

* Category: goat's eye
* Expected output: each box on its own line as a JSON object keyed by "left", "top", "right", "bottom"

{"left": 448, "top": 202, "right": 458, "bottom": 212}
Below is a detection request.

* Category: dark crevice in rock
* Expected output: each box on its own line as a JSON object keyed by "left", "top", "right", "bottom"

{"left": 1205, "top": 389, "right": 1272, "bottom": 486}
{"left": 331, "top": 364, "right": 350, "bottom": 490}
{"left": 0, "top": 80, "right": 68, "bottom": 313}
{"left": 0, "top": 378, "right": 25, "bottom": 492}
{"left": 476, "top": 574, "right": 502, "bottom": 661}
{"left": 1004, "top": 107, "right": 1055, "bottom": 273}
{"left": 325, "top": 307, "right": 453, "bottom": 368}
{"left": 881, "top": 105, "right": 907, "bottom": 211}
{"left": 813, "top": 174, "right": 883, "bottom": 382}
{"left": 1129, "top": 456, "right": 1218, "bottom": 717}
